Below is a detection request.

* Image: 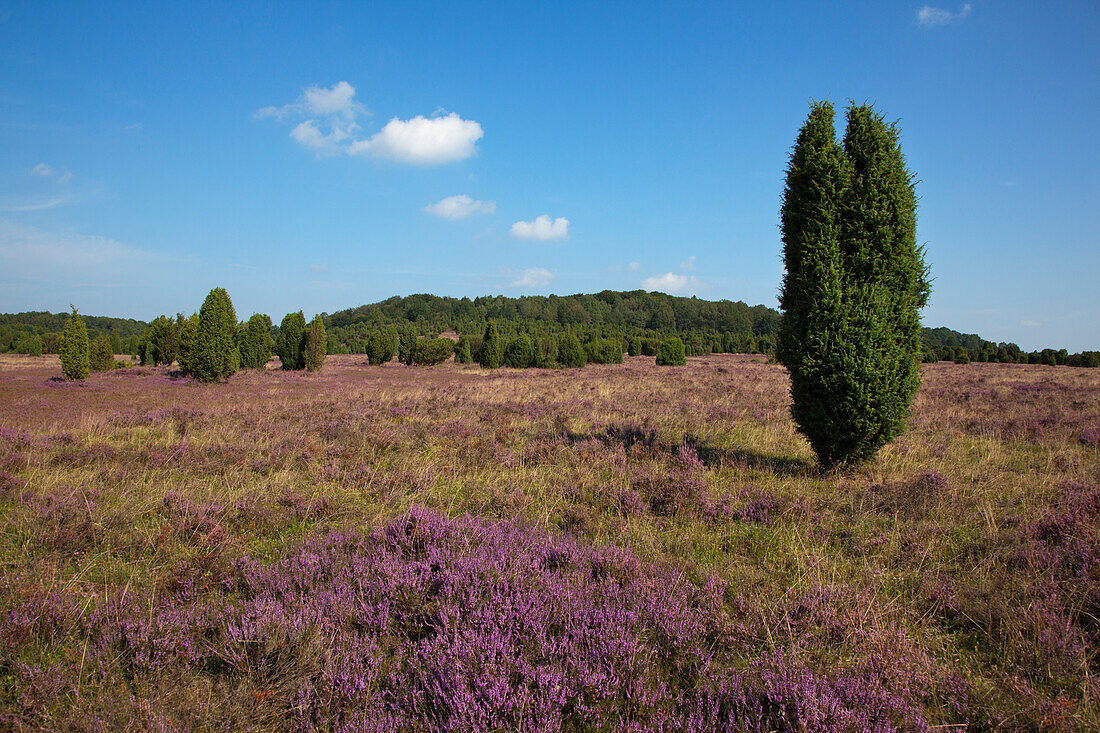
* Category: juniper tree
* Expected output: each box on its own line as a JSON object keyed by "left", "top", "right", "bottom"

{"left": 398, "top": 325, "right": 417, "bottom": 366}
{"left": 503, "top": 334, "right": 534, "bottom": 368}
{"left": 176, "top": 313, "right": 198, "bottom": 375}
{"left": 655, "top": 337, "right": 686, "bottom": 366}
{"left": 366, "top": 329, "right": 394, "bottom": 365}
{"left": 276, "top": 311, "right": 307, "bottom": 370}
{"left": 479, "top": 322, "right": 502, "bottom": 369}
{"left": 59, "top": 306, "right": 89, "bottom": 380}
{"left": 303, "top": 315, "right": 327, "bottom": 372}
{"left": 89, "top": 335, "right": 114, "bottom": 372}
{"left": 777, "top": 101, "right": 930, "bottom": 468}
{"left": 556, "top": 332, "right": 586, "bottom": 368}
{"left": 240, "top": 313, "right": 273, "bottom": 369}
{"left": 190, "top": 287, "right": 240, "bottom": 383}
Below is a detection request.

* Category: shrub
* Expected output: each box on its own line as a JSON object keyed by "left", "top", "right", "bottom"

{"left": 398, "top": 325, "right": 418, "bottom": 366}
{"left": 410, "top": 337, "right": 454, "bottom": 366}
{"left": 503, "top": 334, "right": 534, "bottom": 368}
{"left": 190, "top": 287, "right": 240, "bottom": 383}
{"left": 776, "top": 101, "right": 930, "bottom": 468}
{"left": 656, "top": 337, "right": 686, "bottom": 366}
{"left": 585, "top": 339, "right": 623, "bottom": 365}
{"left": 239, "top": 313, "right": 273, "bottom": 369}
{"left": 89, "top": 335, "right": 114, "bottom": 372}
{"left": 557, "top": 333, "right": 586, "bottom": 368}
{"left": 58, "top": 306, "right": 89, "bottom": 380}
{"left": 454, "top": 337, "right": 473, "bottom": 364}
{"left": 367, "top": 329, "right": 394, "bottom": 365}
{"left": 303, "top": 315, "right": 327, "bottom": 372}
{"left": 144, "top": 315, "right": 179, "bottom": 366}
{"left": 641, "top": 339, "right": 659, "bottom": 357}
{"left": 176, "top": 313, "right": 198, "bottom": 374}
{"left": 627, "top": 337, "right": 641, "bottom": 357}
{"left": 479, "top": 322, "right": 503, "bottom": 369}
{"left": 275, "top": 311, "right": 306, "bottom": 370}
{"left": 13, "top": 333, "right": 43, "bottom": 356}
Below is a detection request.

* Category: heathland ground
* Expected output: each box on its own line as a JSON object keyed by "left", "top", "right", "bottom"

{"left": 1, "top": 354, "right": 1097, "bottom": 730}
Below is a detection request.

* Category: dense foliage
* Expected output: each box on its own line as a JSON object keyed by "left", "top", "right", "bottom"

{"left": 408, "top": 337, "right": 454, "bottom": 366}
{"left": 190, "top": 287, "right": 239, "bottom": 383}
{"left": 503, "top": 333, "right": 534, "bottom": 368}
{"left": 88, "top": 335, "right": 114, "bottom": 372}
{"left": 556, "top": 332, "right": 587, "bottom": 368}
{"left": 656, "top": 336, "right": 687, "bottom": 366}
{"left": 57, "top": 307, "right": 89, "bottom": 380}
{"left": 276, "top": 311, "right": 307, "bottom": 370}
{"left": 777, "top": 101, "right": 930, "bottom": 468}
{"left": 366, "top": 328, "right": 395, "bottom": 365}
{"left": 303, "top": 315, "right": 327, "bottom": 372}
{"left": 479, "top": 322, "right": 503, "bottom": 369}
{"left": 239, "top": 314, "right": 273, "bottom": 369}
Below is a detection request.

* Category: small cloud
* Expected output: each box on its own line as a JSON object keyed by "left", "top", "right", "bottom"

{"left": 122, "top": 123, "right": 143, "bottom": 132}
{"left": 258, "top": 81, "right": 365, "bottom": 155}
{"left": 679, "top": 255, "right": 697, "bottom": 272}
{"left": 309, "top": 264, "right": 328, "bottom": 272}
{"left": 423, "top": 194, "right": 496, "bottom": 220}
{"left": 641, "top": 272, "right": 700, "bottom": 295}
{"left": 1021, "top": 319, "right": 1041, "bottom": 327}
{"left": 628, "top": 261, "right": 640, "bottom": 271}
{"left": 0, "top": 219, "right": 156, "bottom": 272}
{"left": 508, "top": 267, "right": 554, "bottom": 288}
{"left": 510, "top": 215, "right": 570, "bottom": 241}
{"left": 289, "top": 119, "right": 350, "bottom": 153}
{"left": 30, "top": 163, "right": 53, "bottom": 177}
{"left": 0, "top": 196, "right": 71, "bottom": 212}
{"left": 349, "top": 112, "right": 483, "bottom": 165}
{"left": 917, "top": 3, "right": 972, "bottom": 26}
{"left": 58, "top": 171, "right": 73, "bottom": 184}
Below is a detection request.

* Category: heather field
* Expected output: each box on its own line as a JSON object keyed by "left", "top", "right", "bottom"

{"left": 1, "top": 354, "right": 1098, "bottom": 732}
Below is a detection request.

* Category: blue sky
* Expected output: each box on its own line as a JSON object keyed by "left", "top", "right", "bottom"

{"left": 0, "top": 1, "right": 1096, "bottom": 351}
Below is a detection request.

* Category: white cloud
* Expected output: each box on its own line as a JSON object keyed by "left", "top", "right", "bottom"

{"left": 423, "top": 194, "right": 496, "bottom": 219}
{"left": 641, "top": 272, "right": 700, "bottom": 295}
{"left": 289, "top": 119, "right": 351, "bottom": 153}
{"left": 510, "top": 215, "right": 570, "bottom": 241}
{"left": 30, "top": 163, "right": 53, "bottom": 177}
{"left": 628, "top": 261, "right": 640, "bottom": 271}
{"left": 349, "top": 113, "right": 483, "bottom": 165}
{"left": 259, "top": 83, "right": 483, "bottom": 165}
{"left": 257, "top": 81, "right": 365, "bottom": 155}
{"left": 680, "top": 255, "right": 697, "bottom": 272}
{"left": 0, "top": 219, "right": 156, "bottom": 272}
{"left": 917, "top": 3, "right": 971, "bottom": 26}
{"left": 1021, "top": 319, "right": 1041, "bottom": 327}
{"left": 508, "top": 267, "right": 554, "bottom": 288}
{"left": 58, "top": 171, "right": 73, "bottom": 184}
{"left": 0, "top": 196, "right": 71, "bottom": 212}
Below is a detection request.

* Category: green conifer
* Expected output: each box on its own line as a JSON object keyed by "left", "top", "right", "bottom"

{"left": 655, "top": 337, "right": 686, "bottom": 366}
{"left": 190, "top": 287, "right": 240, "bottom": 383}
{"left": 479, "top": 322, "right": 502, "bottom": 369}
{"left": 275, "top": 311, "right": 307, "bottom": 370}
{"left": 503, "top": 334, "right": 534, "bottom": 368}
{"left": 777, "top": 102, "right": 930, "bottom": 468}
{"left": 556, "top": 332, "right": 586, "bottom": 368}
{"left": 59, "top": 306, "right": 89, "bottom": 380}
{"left": 240, "top": 313, "right": 273, "bottom": 369}
{"left": 89, "top": 335, "right": 114, "bottom": 372}
{"left": 303, "top": 315, "right": 327, "bottom": 372}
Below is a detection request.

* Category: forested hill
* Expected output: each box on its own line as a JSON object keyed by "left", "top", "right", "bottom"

{"left": 1, "top": 293, "right": 1095, "bottom": 365}
{"left": 328, "top": 291, "right": 781, "bottom": 336}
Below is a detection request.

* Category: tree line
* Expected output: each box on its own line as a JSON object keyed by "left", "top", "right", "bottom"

{"left": 58, "top": 289, "right": 329, "bottom": 382}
